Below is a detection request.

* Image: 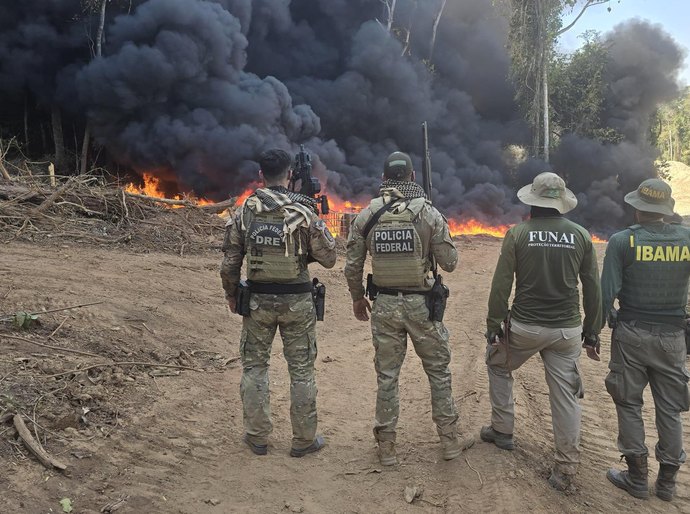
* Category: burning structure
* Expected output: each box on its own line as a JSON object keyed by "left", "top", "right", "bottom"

{"left": 0, "top": 1, "right": 685, "bottom": 237}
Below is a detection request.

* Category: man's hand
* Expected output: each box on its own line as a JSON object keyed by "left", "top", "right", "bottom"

{"left": 353, "top": 298, "right": 372, "bottom": 322}
{"left": 227, "top": 297, "right": 237, "bottom": 314}
{"left": 485, "top": 328, "right": 504, "bottom": 346}
{"left": 582, "top": 333, "right": 601, "bottom": 361}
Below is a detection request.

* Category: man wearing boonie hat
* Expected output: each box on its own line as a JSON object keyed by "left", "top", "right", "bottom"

{"left": 482, "top": 172, "right": 602, "bottom": 492}
{"left": 601, "top": 178, "right": 690, "bottom": 502}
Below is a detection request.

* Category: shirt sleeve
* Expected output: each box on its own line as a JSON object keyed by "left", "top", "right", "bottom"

{"left": 579, "top": 235, "right": 603, "bottom": 335}
{"left": 429, "top": 208, "right": 458, "bottom": 273}
{"left": 600, "top": 234, "right": 625, "bottom": 330}
{"left": 220, "top": 210, "right": 245, "bottom": 300}
{"left": 486, "top": 230, "right": 516, "bottom": 333}
{"left": 308, "top": 217, "right": 337, "bottom": 269}
{"left": 343, "top": 209, "right": 370, "bottom": 301}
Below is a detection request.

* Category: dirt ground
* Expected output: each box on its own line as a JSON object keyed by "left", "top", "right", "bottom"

{"left": 1, "top": 237, "right": 689, "bottom": 514}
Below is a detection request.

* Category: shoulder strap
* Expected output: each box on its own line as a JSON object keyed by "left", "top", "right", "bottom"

{"left": 628, "top": 224, "right": 642, "bottom": 231}
{"left": 362, "top": 201, "right": 395, "bottom": 240}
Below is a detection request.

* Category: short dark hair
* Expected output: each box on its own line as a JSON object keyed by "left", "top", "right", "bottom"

{"left": 259, "top": 149, "right": 292, "bottom": 179}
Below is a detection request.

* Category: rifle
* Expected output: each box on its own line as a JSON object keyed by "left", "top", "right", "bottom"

{"left": 289, "top": 145, "right": 330, "bottom": 215}
{"left": 421, "top": 121, "right": 449, "bottom": 322}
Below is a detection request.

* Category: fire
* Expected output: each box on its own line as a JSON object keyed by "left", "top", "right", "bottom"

{"left": 125, "top": 172, "right": 215, "bottom": 207}
{"left": 234, "top": 188, "right": 255, "bottom": 206}
{"left": 448, "top": 218, "right": 511, "bottom": 238}
{"left": 592, "top": 234, "right": 607, "bottom": 243}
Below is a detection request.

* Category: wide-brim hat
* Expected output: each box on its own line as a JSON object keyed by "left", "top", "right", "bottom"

{"left": 517, "top": 172, "right": 577, "bottom": 214}
{"left": 624, "top": 178, "right": 675, "bottom": 217}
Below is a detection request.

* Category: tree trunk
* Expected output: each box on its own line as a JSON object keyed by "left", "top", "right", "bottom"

{"left": 80, "top": 0, "right": 107, "bottom": 175}
{"left": 51, "top": 104, "right": 65, "bottom": 173}
{"left": 23, "top": 92, "right": 30, "bottom": 150}
{"left": 543, "top": 59, "right": 550, "bottom": 163}
{"left": 429, "top": 0, "right": 448, "bottom": 60}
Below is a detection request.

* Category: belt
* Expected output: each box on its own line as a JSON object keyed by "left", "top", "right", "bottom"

{"left": 623, "top": 319, "right": 685, "bottom": 332}
{"left": 247, "top": 282, "right": 312, "bottom": 295}
{"left": 376, "top": 287, "right": 429, "bottom": 296}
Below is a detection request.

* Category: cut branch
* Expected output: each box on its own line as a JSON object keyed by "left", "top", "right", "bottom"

{"left": 13, "top": 414, "right": 68, "bottom": 471}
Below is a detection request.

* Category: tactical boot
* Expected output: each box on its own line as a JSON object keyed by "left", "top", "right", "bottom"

{"left": 373, "top": 428, "right": 397, "bottom": 466}
{"left": 479, "top": 425, "right": 514, "bottom": 450}
{"left": 438, "top": 425, "right": 475, "bottom": 460}
{"left": 548, "top": 469, "right": 573, "bottom": 492}
{"left": 655, "top": 464, "right": 680, "bottom": 501}
{"left": 290, "top": 435, "right": 325, "bottom": 458}
{"left": 606, "top": 455, "right": 649, "bottom": 499}
{"left": 243, "top": 435, "right": 268, "bottom": 456}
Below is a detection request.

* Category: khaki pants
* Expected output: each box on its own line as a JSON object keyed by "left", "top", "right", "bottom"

{"left": 486, "top": 320, "right": 583, "bottom": 475}
{"left": 371, "top": 294, "right": 458, "bottom": 440}
{"left": 240, "top": 292, "right": 317, "bottom": 450}
{"left": 606, "top": 320, "right": 690, "bottom": 466}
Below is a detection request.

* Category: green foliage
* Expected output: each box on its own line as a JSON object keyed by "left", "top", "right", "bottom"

{"left": 651, "top": 88, "right": 690, "bottom": 165}
{"left": 550, "top": 31, "right": 623, "bottom": 143}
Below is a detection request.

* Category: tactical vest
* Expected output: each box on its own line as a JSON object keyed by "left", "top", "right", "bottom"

{"left": 619, "top": 224, "right": 690, "bottom": 318}
{"left": 245, "top": 210, "right": 302, "bottom": 283}
{"left": 368, "top": 197, "right": 429, "bottom": 288}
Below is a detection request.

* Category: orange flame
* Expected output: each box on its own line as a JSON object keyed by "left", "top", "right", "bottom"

{"left": 125, "top": 172, "right": 215, "bottom": 207}
{"left": 592, "top": 234, "right": 608, "bottom": 243}
{"left": 448, "top": 219, "right": 512, "bottom": 238}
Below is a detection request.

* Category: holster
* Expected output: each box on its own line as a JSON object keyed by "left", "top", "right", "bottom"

{"left": 685, "top": 316, "right": 690, "bottom": 354}
{"left": 312, "top": 278, "right": 326, "bottom": 322}
{"left": 426, "top": 274, "right": 449, "bottom": 322}
{"left": 235, "top": 280, "right": 251, "bottom": 317}
{"left": 502, "top": 310, "right": 512, "bottom": 368}
{"left": 365, "top": 273, "right": 378, "bottom": 301}
{"left": 608, "top": 308, "right": 618, "bottom": 330}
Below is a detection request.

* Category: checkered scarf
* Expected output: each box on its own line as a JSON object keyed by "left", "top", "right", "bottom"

{"left": 379, "top": 180, "right": 427, "bottom": 212}
{"left": 242, "top": 187, "right": 315, "bottom": 255}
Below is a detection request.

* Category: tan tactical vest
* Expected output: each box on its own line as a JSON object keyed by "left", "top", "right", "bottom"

{"left": 368, "top": 197, "right": 429, "bottom": 288}
{"left": 245, "top": 210, "right": 302, "bottom": 283}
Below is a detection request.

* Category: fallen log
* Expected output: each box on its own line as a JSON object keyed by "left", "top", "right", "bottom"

{"left": 13, "top": 414, "right": 67, "bottom": 471}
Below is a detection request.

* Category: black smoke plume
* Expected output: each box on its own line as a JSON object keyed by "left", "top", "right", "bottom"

{"left": 0, "top": 1, "right": 685, "bottom": 233}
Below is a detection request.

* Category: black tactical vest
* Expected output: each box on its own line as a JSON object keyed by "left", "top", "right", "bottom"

{"left": 619, "top": 224, "right": 690, "bottom": 320}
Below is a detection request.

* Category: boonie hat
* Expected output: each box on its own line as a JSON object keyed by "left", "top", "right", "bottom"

{"left": 517, "top": 172, "right": 578, "bottom": 214}
{"left": 384, "top": 151, "right": 413, "bottom": 178}
{"left": 624, "top": 178, "right": 675, "bottom": 217}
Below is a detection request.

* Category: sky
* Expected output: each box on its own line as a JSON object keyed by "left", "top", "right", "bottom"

{"left": 560, "top": 0, "right": 690, "bottom": 84}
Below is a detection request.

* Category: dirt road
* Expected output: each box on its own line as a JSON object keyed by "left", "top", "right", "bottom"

{"left": 1, "top": 238, "right": 688, "bottom": 513}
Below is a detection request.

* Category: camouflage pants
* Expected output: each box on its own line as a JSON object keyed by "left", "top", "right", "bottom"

{"left": 370, "top": 293, "right": 458, "bottom": 440}
{"left": 240, "top": 292, "right": 317, "bottom": 450}
{"left": 486, "top": 320, "right": 583, "bottom": 475}
{"left": 606, "top": 321, "right": 689, "bottom": 466}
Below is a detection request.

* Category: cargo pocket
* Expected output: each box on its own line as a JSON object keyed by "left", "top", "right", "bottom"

{"left": 605, "top": 361, "right": 626, "bottom": 403}
{"left": 485, "top": 343, "right": 507, "bottom": 368}
{"left": 308, "top": 332, "right": 318, "bottom": 362}
{"left": 574, "top": 361, "right": 585, "bottom": 399}
{"left": 239, "top": 328, "right": 248, "bottom": 360}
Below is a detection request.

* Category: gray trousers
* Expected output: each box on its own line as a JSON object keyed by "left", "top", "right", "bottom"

{"left": 486, "top": 320, "right": 583, "bottom": 475}
{"left": 605, "top": 320, "right": 690, "bottom": 466}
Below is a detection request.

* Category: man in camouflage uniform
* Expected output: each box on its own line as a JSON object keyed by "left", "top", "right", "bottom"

{"left": 483, "top": 172, "right": 602, "bottom": 491}
{"left": 344, "top": 151, "right": 472, "bottom": 466}
{"left": 602, "top": 178, "right": 690, "bottom": 501}
{"left": 221, "top": 149, "right": 337, "bottom": 457}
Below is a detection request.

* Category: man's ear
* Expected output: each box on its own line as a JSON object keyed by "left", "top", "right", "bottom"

{"left": 411, "top": 170, "right": 416, "bottom": 182}
{"left": 381, "top": 173, "right": 385, "bottom": 181}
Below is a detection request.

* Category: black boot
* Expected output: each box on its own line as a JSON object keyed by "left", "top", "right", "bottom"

{"left": 606, "top": 455, "right": 649, "bottom": 499}
{"left": 655, "top": 464, "right": 680, "bottom": 501}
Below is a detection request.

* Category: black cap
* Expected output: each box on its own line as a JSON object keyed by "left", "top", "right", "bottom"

{"left": 383, "top": 152, "right": 413, "bottom": 179}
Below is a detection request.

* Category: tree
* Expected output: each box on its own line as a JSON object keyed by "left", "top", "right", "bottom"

{"left": 651, "top": 88, "right": 690, "bottom": 165}
{"left": 428, "top": 0, "right": 448, "bottom": 60}
{"left": 507, "top": 0, "right": 613, "bottom": 161}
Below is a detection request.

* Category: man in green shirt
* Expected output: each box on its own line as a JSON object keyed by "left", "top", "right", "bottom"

{"left": 601, "top": 178, "right": 690, "bottom": 502}
{"left": 482, "top": 172, "right": 602, "bottom": 492}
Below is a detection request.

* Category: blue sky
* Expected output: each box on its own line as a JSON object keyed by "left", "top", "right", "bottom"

{"left": 559, "top": 0, "right": 689, "bottom": 84}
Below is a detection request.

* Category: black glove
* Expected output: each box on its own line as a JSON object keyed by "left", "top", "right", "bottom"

{"left": 485, "top": 328, "right": 504, "bottom": 346}
{"left": 582, "top": 332, "right": 600, "bottom": 352}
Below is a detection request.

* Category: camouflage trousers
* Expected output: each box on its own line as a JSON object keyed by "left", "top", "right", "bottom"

{"left": 486, "top": 320, "right": 583, "bottom": 475}
{"left": 240, "top": 292, "right": 318, "bottom": 450}
{"left": 606, "top": 321, "right": 689, "bottom": 466}
{"left": 370, "top": 293, "right": 458, "bottom": 441}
